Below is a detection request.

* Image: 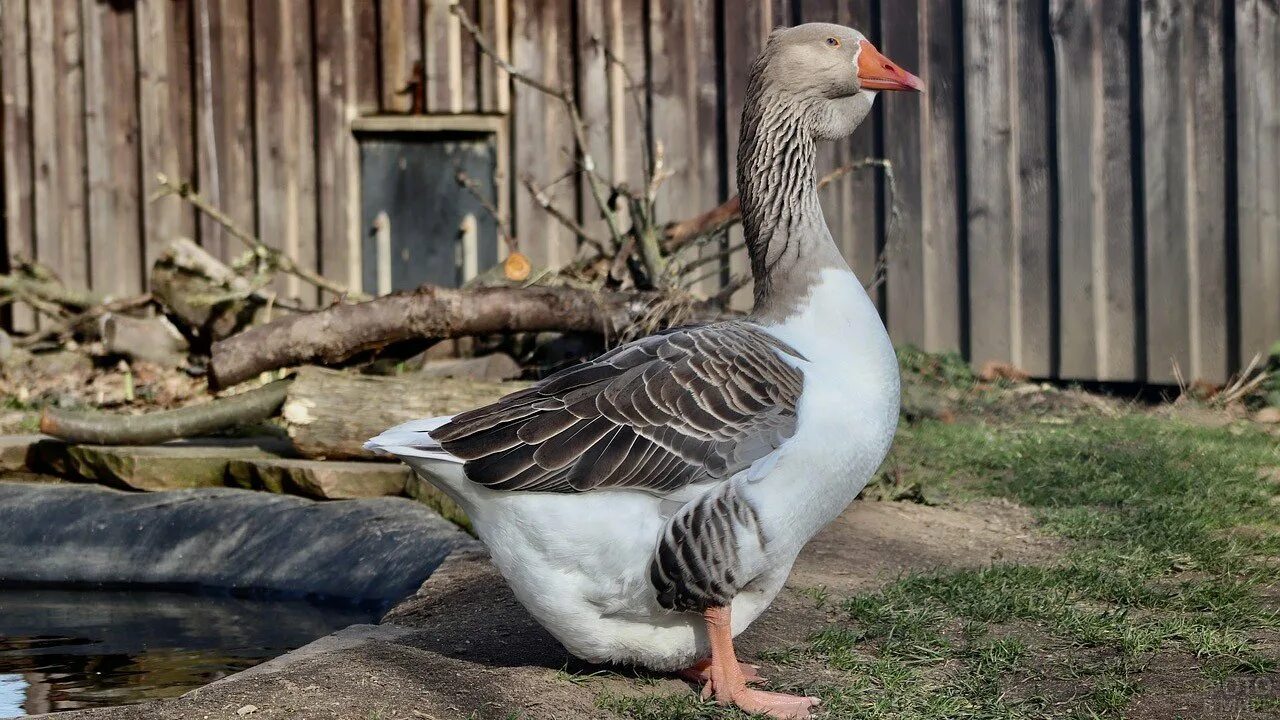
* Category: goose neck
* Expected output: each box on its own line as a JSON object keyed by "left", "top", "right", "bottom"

{"left": 738, "top": 97, "right": 848, "bottom": 321}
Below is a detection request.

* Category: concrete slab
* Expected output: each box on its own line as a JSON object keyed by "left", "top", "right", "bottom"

{"left": 227, "top": 458, "right": 410, "bottom": 499}
{"left": 33, "top": 437, "right": 293, "bottom": 491}
{"left": 0, "top": 434, "right": 56, "bottom": 472}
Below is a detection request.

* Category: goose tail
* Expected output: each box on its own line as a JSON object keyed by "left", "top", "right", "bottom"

{"left": 364, "top": 415, "right": 463, "bottom": 464}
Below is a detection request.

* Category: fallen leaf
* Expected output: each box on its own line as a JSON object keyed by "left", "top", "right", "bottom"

{"left": 978, "top": 360, "right": 1030, "bottom": 383}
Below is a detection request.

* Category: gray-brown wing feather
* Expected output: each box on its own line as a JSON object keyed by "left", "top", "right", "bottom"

{"left": 430, "top": 321, "right": 806, "bottom": 494}
{"left": 649, "top": 483, "right": 765, "bottom": 612}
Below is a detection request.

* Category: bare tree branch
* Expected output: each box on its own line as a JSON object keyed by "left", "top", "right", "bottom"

{"left": 41, "top": 379, "right": 291, "bottom": 445}
{"left": 519, "top": 175, "right": 609, "bottom": 255}
{"left": 208, "top": 284, "right": 724, "bottom": 390}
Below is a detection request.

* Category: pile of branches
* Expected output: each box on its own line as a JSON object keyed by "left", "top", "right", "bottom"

{"left": 13, "top": 4, "right": 901, "bottom": 450}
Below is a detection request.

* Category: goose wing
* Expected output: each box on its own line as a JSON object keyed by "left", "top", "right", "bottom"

{"left": 429, "top": 320, "right": 806, "bottom": 494}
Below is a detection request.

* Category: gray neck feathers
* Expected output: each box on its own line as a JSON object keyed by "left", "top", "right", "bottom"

{"left": 737, "top": 67, "right": 866, "bottom": 321}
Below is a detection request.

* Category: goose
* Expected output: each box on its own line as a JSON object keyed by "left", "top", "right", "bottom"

{"left": 367, "top": 23, "right": 921, "bottom": 719}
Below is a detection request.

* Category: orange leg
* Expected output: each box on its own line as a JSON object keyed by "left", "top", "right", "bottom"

{"left": 698, "top": 606, "right": 820, "bottom": 719}
{"left": 677, "top": 657, "right": 767, "bottom": 685}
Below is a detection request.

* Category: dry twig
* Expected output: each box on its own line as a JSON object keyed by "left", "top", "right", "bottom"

{"left": 152, "top": 173, "right": 370, "bottom": 302}
{"left": 16, "top": 294, "right": 153, "bottom": 348}
{"left": 455, "top": 169, "right": 517, "bottom": 253}
{"left": 519, "top": 175, "right": 609, "bottom": 255}
{"left": 1215, "top": 353, "right": 1270, "bottom": 406}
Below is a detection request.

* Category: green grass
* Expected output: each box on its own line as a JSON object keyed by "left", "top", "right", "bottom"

{"left": 896, "top": 345, "right": 977, "bottom": 389}
{"left": 604, "top": 414, "right": 1280, "bottom": 719}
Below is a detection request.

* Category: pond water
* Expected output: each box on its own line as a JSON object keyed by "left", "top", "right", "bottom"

{"left": 0, "top": 588, "right": 383, "bottom": 717}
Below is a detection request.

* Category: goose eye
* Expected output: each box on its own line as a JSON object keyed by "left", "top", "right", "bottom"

{"left": 825, "top": 37, "right": 840, "bottom": 48}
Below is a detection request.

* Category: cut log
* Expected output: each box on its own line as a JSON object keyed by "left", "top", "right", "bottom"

{"left": 149, "top": 237, "right": 262, "bottom": 348}
{"left": 208, "top": 284, "right": 716, "bottom": 390}
{"left": 280, "top": 366, "right": 523, "bottom": 460}
{"left": 98, "top": 313, "right": 188, "bottom": 365}
{"left": 39, "top": 379, "right": 291, "bottom": 445}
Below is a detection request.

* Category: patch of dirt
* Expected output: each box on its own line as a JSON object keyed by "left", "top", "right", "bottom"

{"left": 788, "top": 498, "right": 1060, "bottom": 595}
{"left": 1125, "top": 653, "right": 1279, "bottom": 720}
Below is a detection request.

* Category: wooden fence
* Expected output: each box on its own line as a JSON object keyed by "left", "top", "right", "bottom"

{"left": 1, "top": 0, "right": 1277, "bottom": 384}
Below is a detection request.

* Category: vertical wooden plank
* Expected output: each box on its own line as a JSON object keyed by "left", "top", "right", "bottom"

{"left": 841, "top": 0, "right": 881, "bottom": 300}
{"left": 354, "top": 0, "right": 382, "bottom": 114}
{"left": 83, "top": 0, "right": 143, "bottom": 296}
{"left": 194, "top": 0, "right": 255, "bottom": 262}
{"left": 1013, "top": 0, "right": 1053, "bottom": 377}
{"left": 380, "top": 0, "right": 422, "bottom": 113}
{"left": 29, "top": 0, "right": 90, "bottom": 291}
{"left": 603, "top": 0, "right": 649, "bottom": 199}
{"left": 963, "top": 1, "right": 1015, "bottom": 368}
{"left": 479, "top": 0, "right": 511, "bottom": 113}
{"left": 1100, "top": 0, "right": 1138, "bottom": 380}
{"left": 137, "top": 0, "right": 197, "bottom": 272}
{"left": 1, "top": 0, "right": 37, "bottom": 329}
{"left": 878, "top": 0, "right": 927, "bottom": 348}
{"left": 576, "top": 0, "right": 612, "bottom": 238}
{"left": 574, "top": 0, "right": 649, "bottom": 240}
{"left": 921, "top": 0, "right": 964, "bottom": 353}
{"left": 1237, "top": 0, "right": 1280, "bottom": 363}
{"left": 722, "top": 0, "right": 775, "bottom": 309}
{"left": 253, "top": 0, "right": 318, "bottom": 302}
{"left": 605, "top": 0, "right": 626, "bottom": 185}
{"left": 651, "top": 0, "right": 721, "bottom": 295}
{"left": 1052, "top": 0, "right": 1139, "bottom": 381}
{"left": 424, "top": 0, "right": 461, "bottom": 112}
{"left": 456, "top": 0, "right": 479, "bottom": 111}
{"left": 511, "top": 0, "right": 577, "bottom": 268}
{"left": 1051, "top": 0, "right": 1101, "bottom": 377}
{"left": 1141, "top": 0, "right": 1190, "bottom": 382}
{"left": 315, "top": 0, "right": 363, "bottom": 295}
{"left": 1141, "top": 0, "right": 1227, "bottom": 382}
{"left": 1189, "top": 0, "right": 1228, "bottom": 382}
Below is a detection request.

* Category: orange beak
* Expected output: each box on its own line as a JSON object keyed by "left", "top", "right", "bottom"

{"left": 857, "top": 40, "right": 924, "bottom": 92}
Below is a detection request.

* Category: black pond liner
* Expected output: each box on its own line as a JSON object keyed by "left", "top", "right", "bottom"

{"left": 0, "top": 482, "right": 475, "bottom": 715}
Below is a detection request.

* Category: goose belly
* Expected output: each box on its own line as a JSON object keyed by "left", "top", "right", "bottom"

{"left": 438, "top": 478, "right": 786, "bottom": 671}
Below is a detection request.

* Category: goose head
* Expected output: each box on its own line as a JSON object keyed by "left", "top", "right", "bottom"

{"left": 752, "top": 23, "right": 923, "bottom": 140}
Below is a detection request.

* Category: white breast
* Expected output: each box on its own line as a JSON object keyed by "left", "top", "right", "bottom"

{"left": 747, "top": 268, "right": 901, "bottom": 555}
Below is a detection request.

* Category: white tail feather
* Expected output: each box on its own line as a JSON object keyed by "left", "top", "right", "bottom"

{"left": 364, "top": 415, "right": 463, "bottom": 462}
